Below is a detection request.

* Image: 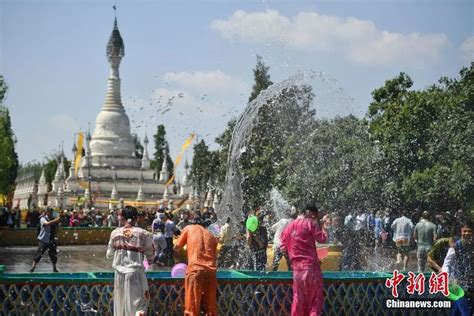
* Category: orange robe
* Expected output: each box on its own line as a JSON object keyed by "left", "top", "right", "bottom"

{"left": 175, "top": 224, "right": 218, "bottom": 316}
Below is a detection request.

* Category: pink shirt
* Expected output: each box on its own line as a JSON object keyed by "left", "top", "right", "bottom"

{"left": 280, "top": 218, "right": 327, "bottom": 270}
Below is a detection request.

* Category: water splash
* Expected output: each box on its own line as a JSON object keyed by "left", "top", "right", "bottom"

{"left": 267, "top": 188, "right": 291, "bottom": 221}
{"left": 218, "top": 70, "right": 354, "bottom": 225}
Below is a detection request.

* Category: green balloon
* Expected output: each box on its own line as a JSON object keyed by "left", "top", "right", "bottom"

{"left": 246, "top": 216, "right": 259, "bottom": 232}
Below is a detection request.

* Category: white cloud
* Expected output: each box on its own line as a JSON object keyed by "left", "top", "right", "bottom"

{"left": 460, "top": 36, "right": 474, "bottom": 62}
{"left": 163, "top": 70, "right": 247, "bottom": 95}
{"left": 211, "top": 10, "right": 449, "bottom": 66}
{"left": 48, "top": 114, "right": 79, "bottom": 134}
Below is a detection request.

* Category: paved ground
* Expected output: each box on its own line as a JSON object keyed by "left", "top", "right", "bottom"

{"left": 0, "top": 245, "right": 112, "bottom": 273}
{"left": 0, "top": 244, "right": 419, "bottom": 273}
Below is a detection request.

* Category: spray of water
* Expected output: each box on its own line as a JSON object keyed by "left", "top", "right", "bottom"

{"left": 218, "top": 70, "right": 354, "bottom": 226}
{"left": 267, "top": 188, "right": 291, "bottom": 221}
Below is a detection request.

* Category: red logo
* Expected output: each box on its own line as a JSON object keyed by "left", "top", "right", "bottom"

{"left": 428, "top": 272, "right": 449, "bottom": 297}
{"left": 386, "top": 271, "right": 450, "bottom": 298}
{"left": 385, "top": 270, "right": 405, "bottom": 298}
{"left": 406, "top": 272, "right": 425, "bottom": 295}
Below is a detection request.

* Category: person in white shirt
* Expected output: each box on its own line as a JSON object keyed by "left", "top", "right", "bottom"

{"left": 271, "top": 211, "right": 297, "bottom": 271}
{"left": 106, "top": 206, "right": 155, "bottom": 316}
{"left": 391, "top": 210, "right": 414, "bottom": 270}
{"left": 355, "top": 211, "right": 367, "bottom": 241}
{"left": 441, "top": 221, "right": 473, "bottom": 316}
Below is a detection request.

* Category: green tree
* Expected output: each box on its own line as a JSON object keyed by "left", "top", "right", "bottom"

{"left": 0, "top": 76, "right": 19, "bottom": 198}
{"left": 367, "top": 64, "right": 474, "bottom": 211}
{"left": 249, "top": 55, "right": 273, "bottom": 102}
{"left": 281, "top": 116, "right": 384, "bottom": 212}
{"left": 215, "top": 118, "right": 236, "bottom": 186}
{"left": 190, "top": 140, "right": 219, "bottom": 198}
{"left": 43, "top": 154, "right": 71, "bottom": 184}
{"left": 17, "top": 161, "right": 43, "bottom": 181}
{"left": 240, "top": 85, "right": 316, "bottom": 210}
{"left": 132, "top": 134, "right": 144, "bottom": 160}
{"left": 401, "top": 65, "right": 473, "bottom": 211}
{"left": 0, "top": 76, "right": 7, "bottom": 101}
{"left": 151, "top": 125, "right": 173, "bottom": 178}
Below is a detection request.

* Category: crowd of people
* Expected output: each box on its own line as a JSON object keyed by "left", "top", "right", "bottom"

{"left": 27, "top": 205, "right": 221, "bottom": 270}
{"left": 12, "top": 202, "right": 474, "bottom": 315}
{"left": 105, "top": 204, "right": 327, "bottom": 316}
{"left": 0, "top": 206, "right": 22, "bottom": 228}
{"left": 312, "top": 208, "right": 471, "bottom": 272}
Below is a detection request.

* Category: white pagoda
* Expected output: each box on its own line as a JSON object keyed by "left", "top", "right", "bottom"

{"left": 55, "top": 18, "right": 191, "bottom": 210}
{"left": 18, "top": 17, "right": 192, "bottom": 210}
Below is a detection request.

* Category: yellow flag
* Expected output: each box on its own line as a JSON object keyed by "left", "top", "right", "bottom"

{"left": 166, "top": 133, "right": 195, "bottom": 186}
{"left": 74, "top": 132, "right": 84, "bottom": 177}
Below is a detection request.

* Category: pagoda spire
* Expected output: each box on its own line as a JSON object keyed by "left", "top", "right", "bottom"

{"left": 141, "top": 134, "right": 151, "bottom": 169}
{"left": 88, "top": 14, "right": 135, "bottom": 160}
{"left": 111, "top": 168, "right": 119, "bottom": 200}
{"left": 52, "top": 153, "right": 65, "bottom": 193}
{"left": 55, "top": 154, "right": 65, "bottom": 181}
{"left": 104, "top": 16, "right": 125, "bottom": 110}
{"left": 182, "top": 158, "right": 189, "bottom": 185}
{"left": 85, "top": 130, "right": 92, "bottom": 157}
{"left": 163, "top": 185, "right": 169, "bottom": 199}
{"left": 136, "top": 171, "right": 145, "bottom": 201}
{"left": 159, "top": 148, "right": 169, "bottom": 182}
{"left": 37, "top": 169, "right": 47, "bottom": 196}
{"left": 67, "top": 140, "right": 77, "bottom": 181}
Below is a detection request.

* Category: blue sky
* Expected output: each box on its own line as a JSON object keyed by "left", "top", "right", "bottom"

{"left": 1, "top": 0, "right": 473, "bottom": 177}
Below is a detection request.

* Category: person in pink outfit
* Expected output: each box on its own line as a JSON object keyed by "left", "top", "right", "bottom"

{"left": 280, "top": 205, "right": 328, "bottom": 316}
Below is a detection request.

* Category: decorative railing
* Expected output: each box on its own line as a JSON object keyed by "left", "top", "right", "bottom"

{"left": 0, "top": 267, "right": 450, "bottom": 315}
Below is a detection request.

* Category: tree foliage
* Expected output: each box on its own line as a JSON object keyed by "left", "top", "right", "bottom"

{"left": 240, "top": 85, "right": 316, "bottom": 210}
{"left": 282, "top": 116, "right": 384, "bottom": 212}
{"left": 215, "top": 118, "right": 236, "bottom": 186}
{"left": 17, "top": 161, "right": 43, "bottom": 181}
{"left": 132, "top": 134, "right": 144, "bottom": 160}
{"left": 151, "top": 125, "right": 173, "bottom": 178}
{"left": 193, "top": 62, "right": 473, "bottom": 217}
{"left": 249, "top": 55, "right": 273, "bottom": 103}
{"left": 43, "top": 154, "right": 71, "bottom": 184}
{"left": 190, "top": 140, "right": 219, "bottom": 197}
{"left": 0, "top": 76, "right": 19, "bottom": 197}
{"left": 367, "top": 64, "right": 474, "bottom": 211}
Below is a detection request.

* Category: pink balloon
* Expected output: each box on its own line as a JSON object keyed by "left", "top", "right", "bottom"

{"left": 316, "top": 247, "right": 329, "bottom": 260}
{"left": 171, "top": 263, "right": 187, "bottom": 278}
{"left": 143, "top": 260, "right": 149, "bottom": 270}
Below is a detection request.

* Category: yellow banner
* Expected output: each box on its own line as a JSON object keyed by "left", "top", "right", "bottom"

{"left": 74, "top": 132, "right": 84, "bottom": 176}
{"left": 166, "top": 133, "right": 195, "bottom": 186}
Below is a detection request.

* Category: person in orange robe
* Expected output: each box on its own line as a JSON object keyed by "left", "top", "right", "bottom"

{"left": 174, "top": 218, "right": 218, "bottom": 315}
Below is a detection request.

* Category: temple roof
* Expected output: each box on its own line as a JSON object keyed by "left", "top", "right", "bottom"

{"left": 106, "top": 17, "right": 125, "bottom": 59}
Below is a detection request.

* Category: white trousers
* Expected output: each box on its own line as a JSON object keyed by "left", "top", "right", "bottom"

{"left": 113, "top": 270, "right": 149, "bottom": 316}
